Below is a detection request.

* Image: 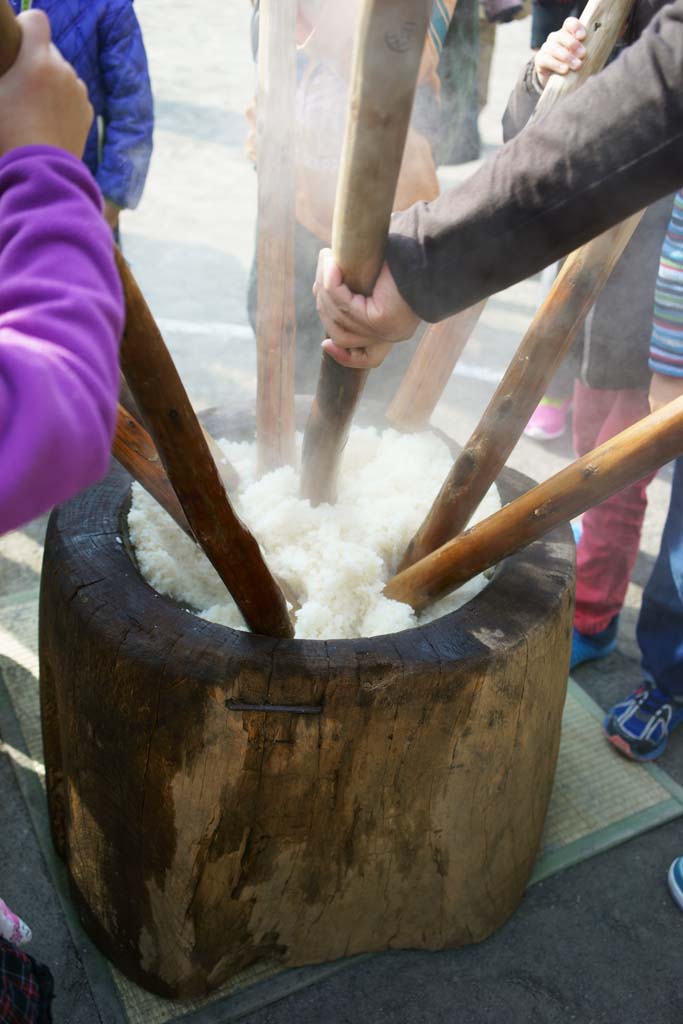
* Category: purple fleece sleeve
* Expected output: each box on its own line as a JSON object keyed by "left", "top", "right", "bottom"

{"left": 0, "top": 146, "right": 123, "bottom": 535}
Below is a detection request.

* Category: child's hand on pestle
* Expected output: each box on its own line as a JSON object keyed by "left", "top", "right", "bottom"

{"left": 313, "top": 248, "right": 420, "bottom": 369}
{"left": 0, "top": 10, "right": 93, "bottom": 158}
{"left": 534, "top": 17, "right": 587, "bottom": 90}
{"left": 649, "top": 372, "right": 683, "bottom": 413}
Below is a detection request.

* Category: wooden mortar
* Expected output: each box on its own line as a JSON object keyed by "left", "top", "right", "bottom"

{"left": 39, "top": 402, "right": 575, "bottom": 998}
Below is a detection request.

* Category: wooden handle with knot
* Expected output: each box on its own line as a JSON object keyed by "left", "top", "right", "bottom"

{"left": 299, "top": 0, "right": 432, "bottom": 506}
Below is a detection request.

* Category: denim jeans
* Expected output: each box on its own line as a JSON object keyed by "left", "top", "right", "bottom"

{"left": 573, "top": 383, "right": 656, "bottom": 634}
{"left": 637, "top": 457, "right": 683, "bottom": 698}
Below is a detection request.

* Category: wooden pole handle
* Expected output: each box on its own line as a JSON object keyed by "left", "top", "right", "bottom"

{"left": 385, "top": 396, "right": 683, "bottom": 611}
{"left": 300, "top": 0, "right": 432, "bottom": 505}
{"left": 330, "top": 0, "right": 432, "bottom": 296}
{"left": 120, "top": 371, "right": 240, "bottom": 492}
{"left": 255, "top": 0, "right": 297, "bottom": 474}
{"left": 386, "top": 302, "right": 486, "bottom": 432}
{"left": 0, "top": 0, "right": 21, "bottom": 76}
{"left": 115, "top": 249, "right": 294, "bottom": 639}
{"left": 113, "top": 403, "right": 193, "bottom": 538}
{"left": 398, "top": 212, "right": 643, "bottom": 570}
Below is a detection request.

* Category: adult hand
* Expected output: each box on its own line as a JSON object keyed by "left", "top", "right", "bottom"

{"left": 649, "top": 372, "right": 683, "bottom": 413}
{"left": 534, "top": 17, "right": 587, "bottom": 89}
{"left": 0, "top": 10, "right": 92, "bottom": 158}
{"left": 313, "top": 248, "right": 421, "bottom": 370}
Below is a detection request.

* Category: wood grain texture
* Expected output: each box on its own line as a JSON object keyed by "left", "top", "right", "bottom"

{"left": 120, "top": 371, "right": 239, "bottom": 491}
{"left": 39, "top": 403, "right": 574, "bottom": 998}
{"left": 112, "top": 403, "right": 192, "bottom": 536}
{"left": 300, "top": 0, "right": 432, "bottom": 505}
{"left": 115, "top": 250, "right": 293, "bottom": 638}
{"left": 386, "top": 395, "right": 683, "bottom": 611}
{"left": 399, "top": 213, "right": 643, "bottom": 570}
{"left": 255, "top": 0, "right": 297, "bottom": 473}
{"left": 386, "top": 302, "right": 486, "bottom": 431}
{"left": 0, "top": 0, "right": 20, "bottom": 76}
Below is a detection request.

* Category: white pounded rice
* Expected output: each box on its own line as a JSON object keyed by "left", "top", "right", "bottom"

{"left": 128, "top": 427, "right": 501, "bottom": 640}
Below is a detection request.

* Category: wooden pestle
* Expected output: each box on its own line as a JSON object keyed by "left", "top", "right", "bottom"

{"left": 119, "top": 371, "right": 239, "bottom": 491}
{"left": 396, "top": 0, "right": 636, "bottom": 569}
{"left": 299, "top": 0, "right": 432, "bottom": 505}
{"left": 386, "top": 396, "right": 683, "bottom": 611}
{"left": 115, "top": 250, "right": 294, "bottom": 638}
{"left": 386, "top": 302, "right": 486, "bottom": 432}
{"left": 113, "top": 403, "right": 192, "bottom": 537}
{"left": 114, "top": 402, "right": 303, "bottom": 614}
{"left": 255, "top": 0, "right": 297, "bottom": 474}
{"left": 399, "top": 212, "right": 643, "bottom": 570}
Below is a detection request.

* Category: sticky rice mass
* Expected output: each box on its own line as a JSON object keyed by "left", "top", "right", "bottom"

{"left": 128, "top": 426, "right": 501, "bottom": 640}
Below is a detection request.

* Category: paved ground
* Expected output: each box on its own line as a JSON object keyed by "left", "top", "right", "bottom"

{"left": 1, "top": 3, "right": 682, "bottom": 1021}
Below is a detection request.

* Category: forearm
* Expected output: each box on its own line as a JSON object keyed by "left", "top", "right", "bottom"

{"left": 386, "top": 0, "right": 683, "bottom": 323}
{"left": 0, "top": 146, "right": 123, "bottom": 533}
{"left": 501, "top": 59, "right": 542, "bottom": 142}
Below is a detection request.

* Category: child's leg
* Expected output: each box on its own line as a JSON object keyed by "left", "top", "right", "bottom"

{"left": 636, "top": 456, "right": 683, "bottom": 699}
{"left": 573, "top": 382, "right": 655, "bottom": 635}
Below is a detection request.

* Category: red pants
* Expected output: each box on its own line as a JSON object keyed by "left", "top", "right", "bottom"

{"left": 573, "top": 381, "right": 656, "bottom": 635}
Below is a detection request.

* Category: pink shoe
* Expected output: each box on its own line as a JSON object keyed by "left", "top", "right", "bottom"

{"left": 524, "top": 398, "right": 572, "bottom": 441}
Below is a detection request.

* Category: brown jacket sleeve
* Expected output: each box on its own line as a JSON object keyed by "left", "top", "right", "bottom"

{"left": 501, "top": 59, "right": 543, "bottom": 142}
{"left": 386, "top": 0, "right": 683, "bottom": 323}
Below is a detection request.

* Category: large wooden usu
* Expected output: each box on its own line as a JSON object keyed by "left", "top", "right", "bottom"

{"left": 39, "top": 404, "right": 574, "bottom": 999}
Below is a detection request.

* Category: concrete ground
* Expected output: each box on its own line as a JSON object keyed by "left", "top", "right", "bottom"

{"left": 1, "top": 2, "right": 682, "bottom": 1021}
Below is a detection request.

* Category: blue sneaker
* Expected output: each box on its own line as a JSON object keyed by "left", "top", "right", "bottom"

{"left": 668, "top": 857, "right": 683, "bottom": 912}
{"left": 570, "top": 616, "right": 618, "bottom": 670}
{"left": 603, "top": 682, "right": 683, "bottom": 761}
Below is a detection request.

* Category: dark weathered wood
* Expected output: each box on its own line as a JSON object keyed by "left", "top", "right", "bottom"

{"left": 39, "top": 401, "right": 574, "bottom": 998}
{"left": 120, "top": 370, "right": 239, "bottom": 491}
{"left": 115, "top": 250, "right": 293, "bottom": 638}
{"left": 118, "top": 372, "right": 142, "bottom": 420}
{"left": 113, "top": 403, "right": 192, "bottom": 537}
{"left": 300, "top": 0, "right": 432, "bottom": 505}
{"left": 399, "top": 214, "right": 642, "bottom": 570}
{"left": 386, "top": 302, "right": 486, "bottom": 431}
{"left": 0, "top": 0, "right": 20, "bottom": 76}
{"left": 255, "top": 0, "right": 297, "bottom": 473}
{"left": 386, "top": 395, "right": 683, "bottom": 611}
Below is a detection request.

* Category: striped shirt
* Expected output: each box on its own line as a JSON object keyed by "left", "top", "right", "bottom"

{"left": 650, "top": 189, "right": 683, "bottom": 378}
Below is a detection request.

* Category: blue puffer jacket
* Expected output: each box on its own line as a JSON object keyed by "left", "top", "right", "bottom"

{"left": 11, "top": 0, "right": 154, "bottom": 209}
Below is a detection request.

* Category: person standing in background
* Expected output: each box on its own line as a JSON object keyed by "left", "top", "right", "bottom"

{"left": 8, "top": 0, "right": 154, "bottom": 238}
{"left": 603, "top": 191, "right": 683, "bottom": 764}
{"left": 502, "top": 12, "right": 674, "bottom": 672}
